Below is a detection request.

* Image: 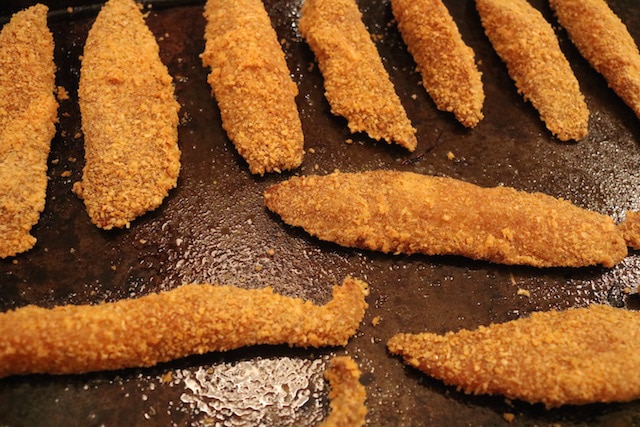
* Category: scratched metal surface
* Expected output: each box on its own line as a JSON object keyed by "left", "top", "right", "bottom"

{"left": 1, "top": 0, "right": 640, "bottom": 426}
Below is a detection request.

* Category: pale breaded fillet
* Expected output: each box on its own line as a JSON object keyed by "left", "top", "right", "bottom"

{"left": 74, "top": 0, "right": 180, "bottom": 230}
{"left": 201, "top": 0, "right": 304, "bottom": 175}
{"left": 319, "top": 356, "right": 367, "bottom": 427}
{"left": 391, "top": 0, "right": 484, "bottom": 128}
{"left": 619, "top": 210, "right": 640, "bottom": 250}
{"left": 0, "top": 277, "right": 368, "bottom": 378}
{"left": 0, "top": 4, "right": 57, "bottom": 258}
{"left": 476, "top": 0, "right": 589, "bottom": 141}
{"left": 264, "top": 170, "right": 627, "bottom": 268}
{"left": 299, "top": 0, "right": 417, "bottom": 151}
{"left": 388, "top": 305, "right": 640, "bottom": 408}
{"left": 550, "top": 0, "right": 640, "bottom": 120}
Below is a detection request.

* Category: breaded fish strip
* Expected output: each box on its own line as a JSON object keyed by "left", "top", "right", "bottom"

{"left": 264, "top": 170, "right": 627, "bottom": 268}
{"left": 0, "top": 277, "right": 369, "bottom": 378}
{"left": 388, "top": 305, "right": 640, "bottom": 408}
{"left": 391, "top": 0, "right": 484, "bottom": 128}
{"left": 319, "top": 356, "right": 367, "bottom": 427}
{"left": 619, "top": 210, "right": 640, "bottom": 250}
{"left": 549, "top": 0, "right": 640, "bottom": 120}
{"left": 0, "top": 5, "right": 57, "bottom": 258}
{"left": 74, "top": 0, "right": 180, "bottom": 230}
{"left": 201, "top": 0, "right": 304, "bottom": 175}
{"left": 299, "top": 0, "right": 417, "bottom": 151}
{"left": 476, "top": 0, "right": 589, "bottom": 141}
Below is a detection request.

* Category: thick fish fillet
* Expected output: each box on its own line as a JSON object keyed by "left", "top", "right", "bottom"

{"left": 476, "top": 0, "right": 589, "bottom": 141}
{"left": 299, "top": 0, "right": 417, "bottom": 151}
{"left": 201, "top": 0, "right": 304, "bottom": 175}
{"left": 319, "top": 356, "right": 367, "bottom": 427}
{"left": 74, "top": 0, "right": 181, "bottom": 230}
{"left": 0, "top": 277, "right": 368, "bottom": 378}
{"left": 391, "top": 0, "right": 484, "bottom": 128}
{"left": 388, "top": 305, "right": 640, "bottom": 408}
{"left": 0, "top": 4, "right": 57, "bottom": 258}
{"left": 264, "top": 170, "right": 627, "bottom": 268}
{"left": 550, "top": 0, "right": 640, "bottom": 120}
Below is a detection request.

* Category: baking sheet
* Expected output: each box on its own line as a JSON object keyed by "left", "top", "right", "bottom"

{"left": 1, "top": 0, "right": 640, "bottom": 425}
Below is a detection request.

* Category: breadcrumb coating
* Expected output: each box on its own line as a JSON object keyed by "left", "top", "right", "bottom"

{"left": 619, "top": 210, "right": 640, "bottom": 250}
{"left": 201, "top": 0, "right": 304, "bottom": 175}
{"left": 388, "top": 304, "right": 640, "bottom": 408}
{"left": 476, "top": 0, "right": 589, "bottom": 141}
{"left": 264, "top": 170, "right": 627, "bottom": 267}
{"left": 0, "top": 277, "right": 369, "bottom": 378}
{"left": 549, "top": 0, "right": 640, "bottom": 120}
{"left": 0, "top": 4, "right": 58, "bottom": 258}
{"left": 319, "top": 356, "right": 367, "bottom": 427}
{"left": 299, "top": 0, "right": 417, "bottom": 151}
{"left": 74, "top": 0, "right": 181, "bottom": 230}
{"left": 391, "top": 0, "right": 484, "bottom": 128}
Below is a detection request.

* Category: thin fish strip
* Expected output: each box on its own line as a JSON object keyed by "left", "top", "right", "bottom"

{"left": 74, "top": 0, "right": 181, "bottom": 229}
{"left": 0, "top": 277, "right": 369, "bottom": 378}
{"left": 299, "top": 0, "right": 417, "bottom": 151}
{"left": 550, "top": 0, "right": 640, "bottom": 120}
{"left": 388, "top": 305, "right": 640, "bottom": 408}
{"left": 0, "top": 4, "right": 58, "bottom": 257}
{"left": 319, "top": 356, "right": 367, "bottom": 427}
{"left": 264, "top": 170, "right": 627, "bottom": 267}
{"left": 391, "top": 0, "right": 484, "bottom": 128}
{"left": 476, "top": 0, "right": 589, "bottom": 141}
{"left": 201, "top": 0, "right": 304, "bottom": 175}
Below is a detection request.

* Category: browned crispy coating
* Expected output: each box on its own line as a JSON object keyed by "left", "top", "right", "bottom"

{"left": 619, "top": 210, "right": 640, "bottom": 250}
{"left": 0, "top": 4, "right": 57, "bottom": 258}
{"left": 299, "top": 0, "right": 417, "bottom": 151}
{"left": 476, "top": 0, "right": 589, "bottom": 141}
{"left": 264, "top": 170, "right": 627, "bottom": 268}
{"left": 74, "top": 0, "right": 181, "bottom": 230}
{"left": 550, "top": 0, "right": 640, "bottom": 120}
{"left": 388, "top": 304, "right": 640, "bottom": 408}
{"left": 319, "top": 356, "right": 367, "bottom": 427}
{"left": 391, "top": 0, "right": 484, "bottom": 128}
{"left": 0, "top": 277, "right": 369, "bottom": 378}
{"left": 201, "top": 0, "right": 304, "bottom": 175}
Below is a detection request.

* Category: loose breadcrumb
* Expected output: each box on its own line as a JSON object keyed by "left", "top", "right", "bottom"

{"left": 0, "top": 277, "right": 368, "bottom": 378}
{"left": 388, "top": 305, "right": 640, "bottom": 408}
{"left": 476, "top": 0, "right": 589, "bottom": 141}
{"left": 318, "top": 356, "right": 367, "bottom": 427}
{"left": 618, "top": 210, "right": 640, "bottom": 250}
{"left": 550, "top": 0, "right": 640, "bottom": 120}
{"left": 0, "top": 4, "right": 58, "bottom": 258}
{"left": 200, "top": 0, "right": 304, "bottom": 175}
{"left": 74, "top": 0, "right": 181, "bottom": 230}
{"left": 391, "top": 0, "right": 484, "bottom": 128}
{"left": 299, "top": 0, "right": 417, "bottom": 151}
{"left": 263, "top": 170, "right": 627, "bottom": 267}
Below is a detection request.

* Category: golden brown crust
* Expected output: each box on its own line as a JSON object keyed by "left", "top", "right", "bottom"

{"left": 0, "top": 277, "right": 369, "bottom": 378}
{"left": 75, "top": 0, "right": 181, "bottom": 230}
{"left": 476, "top": 0, "right": 589, "bottom": 141}
{"left": 201, "top": 0, "right": 304, "bottom": 175}
{"left": 264, "top": 170, "right": 627, "bottom": 267}
{"left": 0, "top": 4, "right": 58, "bottom": 258}
{"left": 388, "top": 305, "right": 640, "bottom": 408}
{"left": 550, "top": 0, "right": 640, "bottom": 119}
{"left": 618, "top": 210, "right": 640, "bottom": 250}
{"left": 319, "top": 356, "right": 367, "bottom": 427}
{"left": 299, "top": 0, "right": 417, "bottom": 151}
{"left": 391, "top": 0, "right": 484, "bottom": 128}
